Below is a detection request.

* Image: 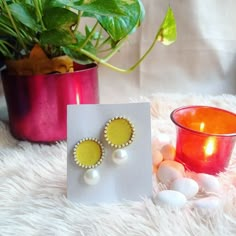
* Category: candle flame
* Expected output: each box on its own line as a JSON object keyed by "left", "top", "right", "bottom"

{"left": 204, "top": 137, "right": 215, "bottom": 156}
{"left": 76, "top": 87, "right": 80, "bottom": 104}
{"left": 200, "top": 122, "right": 205, "bottom": 132}
{"left": 76, "top": 93, "right": 80, "bottom": 104}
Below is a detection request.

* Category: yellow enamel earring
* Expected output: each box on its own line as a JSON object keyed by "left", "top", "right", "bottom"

{"left": 104, "top": 116, "right": 135, "bottom": 165}
{"left": 73, "top": 138, "right": 104, "bottom": 185}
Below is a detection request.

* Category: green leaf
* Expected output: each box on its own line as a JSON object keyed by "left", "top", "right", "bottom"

{"left": 8, "top": 3, "right": 40, "bottom": 32}
{"left": 157, "top": 6, "right": 177, "bottom": 45}
{"left": 96, "top": 0, "right": 142, "bottom": 42}
{"left": 43, "top": 8, "right": 77, "bottom": 30}
{"left": 0, "top": 16, "right": 17, "bottom": 37}
{"left": 75, "top": 32, "right": 96, "bottom": 54}
{"left": 126, "top": 0, "right": 145, "bottom": 34}
{"left": 0, "top": 40, "right": 13, "bottom": 58}
{"left": 44, "top": 0, "right": 124, "bottom": 16}
{"left": 85, "top": 25, "right": 103, "bottom": 41}
{"left": 40, "top": 29, "right": 77, "bottom": 46}
{"left": 62, "top": 32, "right": 96, "bottom": 64}
{"left": 22, "top": 0, "right": 46, "bottom": 12}
{"left": 41, "top": 8, "right": 78, "bottom": 47}
{"left": 0, "top": 13, "right": 35, "bottom": 49}
{"left": 43, "top": 0, "right": 74, "bottom": 8}
{"left": 71, "top": 0, "right": 124, "bottom": 16}
{"left": 137, "top": 0, "right": 145, "bottom": 26}
{"left": 62, "top": 45, "right": 93, "bottom": 65}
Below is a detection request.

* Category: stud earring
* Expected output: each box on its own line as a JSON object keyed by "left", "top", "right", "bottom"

{"left": 104, "top": 116, "right": 135, "bottom": 165}
{"left": 73, "top": 138, "right": 104, "bottom": 185}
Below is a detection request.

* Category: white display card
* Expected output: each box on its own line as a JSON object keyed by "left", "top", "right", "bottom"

{"left": 67, "top": 103, "right": 152, "bottom": 204}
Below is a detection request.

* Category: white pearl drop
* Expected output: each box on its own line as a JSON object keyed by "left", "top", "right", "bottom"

{"left": 84, "top": 169, "right": 100, "bottom": 185}
{"left": 112, "top": 149, "right": 128, "bottom": 165}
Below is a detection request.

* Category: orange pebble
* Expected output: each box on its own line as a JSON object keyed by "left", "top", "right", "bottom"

{"left": 152, "top": 149, "right": 163, "bottom": 166}
{"left": 152, "top": 165, "right": 158, "bottom": 174}
{"left": 160, "top": 144, "right": 176, "bottom": 161}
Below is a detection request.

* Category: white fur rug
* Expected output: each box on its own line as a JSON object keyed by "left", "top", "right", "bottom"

{"left": 1, "top": 93, "right": 236, "bottom": 236}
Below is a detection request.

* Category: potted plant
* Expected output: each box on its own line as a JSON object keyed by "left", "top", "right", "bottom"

{"left": 0, "top": 0, "right": 176, "bottom": 142}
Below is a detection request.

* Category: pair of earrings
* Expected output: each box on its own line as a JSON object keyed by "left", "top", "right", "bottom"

{"left": 73, "top": 116, "right": 135, "bottom": 185}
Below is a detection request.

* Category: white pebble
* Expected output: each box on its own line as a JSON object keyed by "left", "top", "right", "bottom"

{"left": 191, "top": 196, "right": 221, "bottom": 209}
{"left": 157, "top": 160, "right": 185, "bottom": 185}
{"left": 154, "top": 190, "right": 187, "bottom": 208}
{"left": 194, "top": 173, "right": 221, "bottom": 193}
{"left": 170, "top": 177, "right": 199, "bottom": 199}
{"left": 160, "top": 144, "right": 176, "bottom": 161}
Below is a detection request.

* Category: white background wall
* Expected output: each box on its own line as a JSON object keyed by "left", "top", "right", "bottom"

{"left": 99, "top": 0, "right": 236, "bottom": 103}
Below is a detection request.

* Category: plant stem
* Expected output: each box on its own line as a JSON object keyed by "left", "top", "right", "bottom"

{"left": 2, "top": 0, "right": 27, "bottom": 54}
{"left": 33, "top": 0, "right": 46, "bottom": 30}
{"left": 80, "top": 26, "right": 162, "bottom": 73}
{"left": 0, "top": 40, "right": 14, "bottom": 58}
{"left": 73, "top": 10, "right": 82, "bottom": 32}
{"left": 94, "top": 26, "right": 103, "bottom": 48}
{"left": 79, "top": 21, "right": 99, "bottom": 50}
{"left": 0, "top": 22, "right": 17, "bottom": 37}
{"left": 97, "top": 36, "right": 111, "bottom": 50}
{"left": 102, "top": 38, "right": 126, "bottom": 62}
{"left": 98, "top": 47, "right": 114, "bottom": 53}
{"left": 37, "top": 0, "right": 42, "bottom": 12}
{"left": 80, "top": 48, "right": 129, "bottom": 73}
{"left": 0, "top": 40, "right": 16, "bottom": 51}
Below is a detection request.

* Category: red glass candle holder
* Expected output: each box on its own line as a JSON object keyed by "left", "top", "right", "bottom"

{"left": 171, "top": 106, "right": 236, "bottom": 175}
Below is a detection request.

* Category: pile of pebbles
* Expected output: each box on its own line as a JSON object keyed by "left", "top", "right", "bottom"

{"left": 152, "top": 137, "right": 222, "bottom": 209}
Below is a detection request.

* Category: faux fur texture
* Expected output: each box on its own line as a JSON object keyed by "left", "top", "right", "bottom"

{"left": 1, "top": 93, "right": 236, "bottom": 236}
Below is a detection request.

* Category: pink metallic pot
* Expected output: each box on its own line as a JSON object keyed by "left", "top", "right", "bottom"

{"left": 1, "top": 63, "right": 99, "bottom": 142}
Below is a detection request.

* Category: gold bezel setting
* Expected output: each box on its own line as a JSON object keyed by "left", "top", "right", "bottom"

{"left": 104, "top": 116, "right": 135, "bottom": 148}
{"left": 73, "top": 137, "right": 105, "bottom": 169}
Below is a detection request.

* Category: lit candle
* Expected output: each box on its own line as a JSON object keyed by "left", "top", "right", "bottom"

{"left": 204, "top": 137, "right": 215, "bottom": 157}
{"left": 171, "top": 106, "right": 236, "bottom": 175}
{"left": 200, "top": 122, "right": 205, "bottom": 132}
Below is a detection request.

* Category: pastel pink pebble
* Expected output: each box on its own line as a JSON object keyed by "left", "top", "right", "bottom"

{"left": 152, "top": 149, "right": 163, "bottom": 166}
{"left": 157, "top": 160, "right": 185, "bottom": 185}
{"left": 160, "top": 144, "right": 176, "bottom": 161}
